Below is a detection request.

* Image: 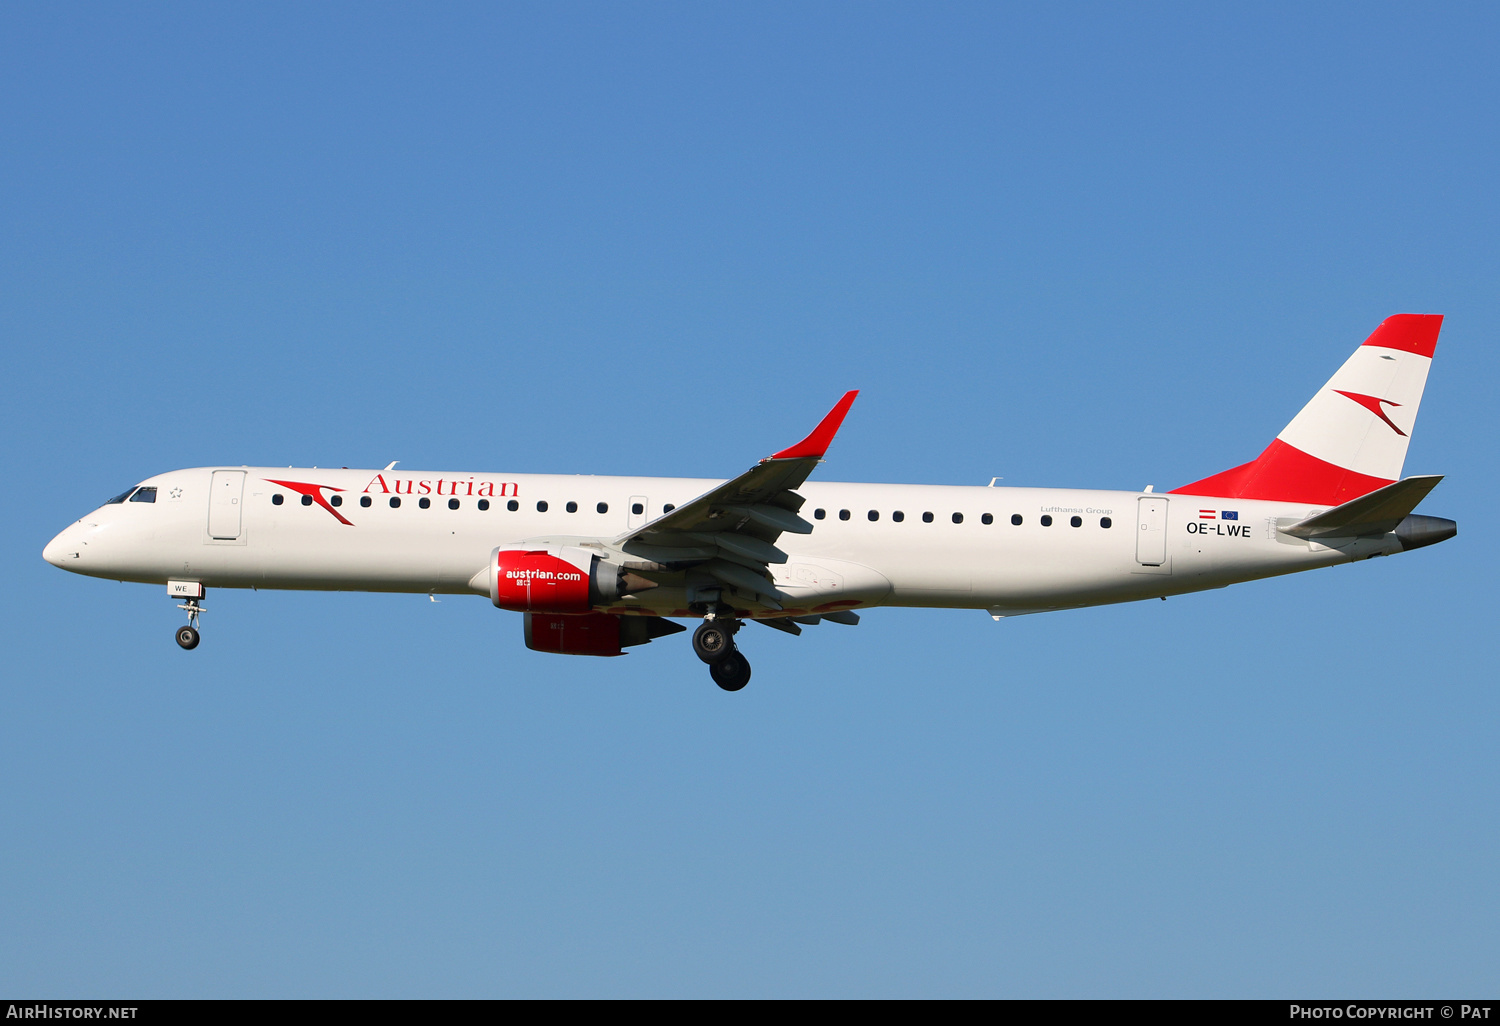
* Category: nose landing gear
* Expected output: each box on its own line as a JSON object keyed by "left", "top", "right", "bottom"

{"left": 693, "top": 615, "right": 751, "bottom": 691}
{"left": 175, "top": 597, "right": 203, "bottom": 650}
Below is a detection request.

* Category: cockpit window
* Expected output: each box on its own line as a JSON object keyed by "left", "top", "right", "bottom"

{"left": 104, "top": 488, "right": 135, "bottom": 504}
{"left": 129, "top": 486, "right": 157, "bottom": 503}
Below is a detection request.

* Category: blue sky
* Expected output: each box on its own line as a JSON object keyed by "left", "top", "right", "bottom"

{"left": 2, "top": 2, "right": 1496, "bottom": 997}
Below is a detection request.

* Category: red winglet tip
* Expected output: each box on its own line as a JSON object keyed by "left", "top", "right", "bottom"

{"left": 1362, "top": 314, "right": 1443, "bottom": 358}
{"left": 769, "top": 390, "right": 859, "bottom": 460}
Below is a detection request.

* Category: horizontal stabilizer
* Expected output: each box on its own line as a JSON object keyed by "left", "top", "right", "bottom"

{"left": 1280, "top": 475, "right": 1443, "bottom": 539}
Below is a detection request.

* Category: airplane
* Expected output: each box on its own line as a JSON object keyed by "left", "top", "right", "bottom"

{"left": 43, "top": 314, "right": 1456, "bottom": 691}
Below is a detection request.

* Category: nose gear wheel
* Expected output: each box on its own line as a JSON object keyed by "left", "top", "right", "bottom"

{"left": 175, "top": 596, "right": 204, "bottom": 650}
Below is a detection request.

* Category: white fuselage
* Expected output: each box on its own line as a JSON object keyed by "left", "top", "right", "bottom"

{"left": 43, "top": 466, "right": 1399, "bottom": 619}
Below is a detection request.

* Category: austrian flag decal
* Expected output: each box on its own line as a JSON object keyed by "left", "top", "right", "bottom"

{"left": 1199, "top": 510, "right": 1239, "bottom": 520}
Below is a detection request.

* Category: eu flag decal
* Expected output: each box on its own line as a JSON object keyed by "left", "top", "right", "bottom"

{"left": 1221, "top": 510, "right": 1239, "bottom": 520}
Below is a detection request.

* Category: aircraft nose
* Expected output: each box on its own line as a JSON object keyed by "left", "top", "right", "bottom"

{"left": 43, "top": 524, "right": 81, "bottom": 568}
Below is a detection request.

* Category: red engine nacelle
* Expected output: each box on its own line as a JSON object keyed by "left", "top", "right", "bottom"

{"left": 524, "top": 612, "right": 628, "bottom": 656}
{"left": 487, "top": 545, "right": 658, "bottom": 614}
{"left": 491, "top": 549, "right": 593, "bottom": 613}
{"left": 524, "top": 611, "right": 687, "bottom": 657}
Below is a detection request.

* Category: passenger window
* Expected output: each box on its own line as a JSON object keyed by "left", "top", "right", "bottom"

{"left": 302, "top": 495, "right": 314, "bottom": 506}
{"left": 631, "top": 502, "right": 643, "bottom": 515}
{"left": 1041, "top": 515, "right": 1052, "bottom": 526}
{"left": 390, "top": 497, "right": 401, "bottom": 508}
{"left": 839, "top": 509, "right": 851, "bottom": 521}
{"left": 478, "top": 499, "right": 490, "bottom": 511}
{"left": 981, "top": 513, "right": 993, "bottom": 525}
{"left": 360, "top": 496, "right": 372, "bottom": 508}
{"left": 507, "top": 499, "right": 519, "bottom": 511}
{"left": 892, "top": 511, "right": 904, "bottom": 522}
{"left": 566, "top": 501, "right": 578, "bottom": 513}
{"left": 104, "top": 489, "right": 134, "bottom": 505}
{"left": 419, "top": 497, "right": 431, "bottom": 509}
{"left": 449, "top": 498, "right": 460, "bottom": 510}
{"left": 1070, "top": 516, "right": 1082, "bottom": 528}
{"left": 1100, "top": 517, "right": 1112, "bottom": 529}
{"left": 814, "top": 509, "right": 826, "bottom": 520}
{"left": 922, "top": 512, "right": 934, "bottom": 523}
{"left": 537, "top": 501, "right": 549, "bottom": 512}
{"left": 1011, "top": 514, "right": 1022, "bottom": 526}
{"left": 129, "top": 487, "right": 157, "bottom": 503}
{"left": 952, "top": 512, "right": 963, "bottom": 524}
{"left": 663, "top": 504, "right": 675, "bottom": 513}
{"left": 597, "top": 502, "right": 608, "bottom": 514}
{"left": 330, "top": 495, "right": 343, "bottom": 507}
{"left": 272, "top": 494, "right": 284, "bottom": 506}
{"left": 868, "top": 510, "right": 879, "bottom": 521}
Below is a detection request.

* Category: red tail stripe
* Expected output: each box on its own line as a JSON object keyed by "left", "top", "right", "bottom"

{"left": 1169, "top": 438, "right": 1395, "bottom": 506}
{"left": 1361, "top": 313, "right": 1442, "bottom": 358}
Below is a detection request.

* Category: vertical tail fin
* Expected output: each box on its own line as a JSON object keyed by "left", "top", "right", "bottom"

{"left": 1171, "top": 314, "right": 1442, "bottom": 505}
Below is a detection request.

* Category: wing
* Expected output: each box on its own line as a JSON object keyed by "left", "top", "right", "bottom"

{"left": 611, "top": 390, "right": 858, "bottom": 610}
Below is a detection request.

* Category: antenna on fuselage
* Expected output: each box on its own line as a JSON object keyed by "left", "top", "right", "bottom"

{"left": 383, "top": 461, "right": 399, "bottom": 471}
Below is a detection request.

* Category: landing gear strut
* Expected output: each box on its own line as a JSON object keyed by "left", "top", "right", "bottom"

{"left": 693, "top": 615, "right": 751, "bottom": 691}
{"left": 176, "top": 597, "right": 203, "bottom": 650}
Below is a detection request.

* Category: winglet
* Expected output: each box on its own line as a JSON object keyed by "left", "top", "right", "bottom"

{"left": 768, "top": 391, "right": 859, "bottom": 461}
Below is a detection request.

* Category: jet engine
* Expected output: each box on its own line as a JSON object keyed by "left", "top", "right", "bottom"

{"left": 486, "top": 546, "right": 656, "bottom": 614}
{"left": 524, "top": 611, "right": 685, "bottom": 657}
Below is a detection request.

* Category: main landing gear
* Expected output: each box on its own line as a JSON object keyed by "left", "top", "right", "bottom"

{"left": 692, "top": 616, "right": 751, "bottom": 692}
{"left": 176, "top": 597, "right": 203, "bottom": 650}
{"left": 709, "top": 650, "right": 752, "bottom": 692}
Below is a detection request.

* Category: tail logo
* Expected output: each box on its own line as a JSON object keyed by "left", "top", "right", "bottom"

{"left": 1333, "top": 390, "right": 1408, "bottom": 437}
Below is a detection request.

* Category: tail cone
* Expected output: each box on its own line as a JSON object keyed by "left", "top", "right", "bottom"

{"left": 1394, "top": 514, "right": 1457, "bottom": 551}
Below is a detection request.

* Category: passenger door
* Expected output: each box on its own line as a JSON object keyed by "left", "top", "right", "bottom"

{"left": 1135, "top": 495, "right": 1170, "bottom": 570}
{"left": 208, "top": 470, "right": 246, "bottom": 540}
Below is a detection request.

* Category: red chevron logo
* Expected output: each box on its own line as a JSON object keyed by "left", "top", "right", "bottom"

{"left": 1334, "top": 390, "right": 1407, "bottom": 437}
{"left": 265, "top": 479, "right": 354, "bottom": 525}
